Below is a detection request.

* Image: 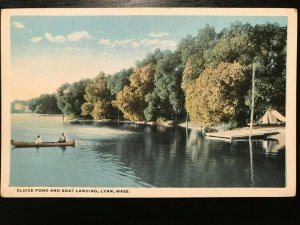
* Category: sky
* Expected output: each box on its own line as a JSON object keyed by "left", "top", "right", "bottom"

{"left": 10, "top": 15, "right": 287, "bottom": 100}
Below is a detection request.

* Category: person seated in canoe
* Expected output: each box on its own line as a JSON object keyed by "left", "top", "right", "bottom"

{"left": 34, "top": 135, "right": 42, "bottom": 143}
{"left": 58, "top": 132, "right": 67, "bottom": 143}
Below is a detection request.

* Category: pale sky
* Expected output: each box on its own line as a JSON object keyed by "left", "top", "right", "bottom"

{"left": 10, "top": 16, "right": 287, "bottom": 100}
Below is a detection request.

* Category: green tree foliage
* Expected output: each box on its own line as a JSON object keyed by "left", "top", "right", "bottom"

{"left": 179, "top": 24, "right": 218, "bottom": 93}
{"left": 27, "top": 94, "right": 62, "bottom": 114}
{"left": 186, "top": 62, "right": 249, "bottom": 125}
{"left": 56, "top": 83, "right": 71, "bottom": 113}
{"left": 181, "top": 54, "right": 205, "bottom": 91}
{"left": 177, "top": 34, "right": 197, "bottom": 66}
{"left": 195, "top": 23, "right": 218, "bottom": 53}
{"left": 246, "top": 23, "right": 287, "bottom": 115}
{"left": 178, "top": 24, "right": 217, "bottom": 66}
{"left": 80, "top": 102, "right": 93, "bottom": 117}
{"left": 144, "top": 92, "right": 160, "bottom": 121}
{"left": 135, "top": 48, "right": 163, "bottom": 68}
{"left": 56, "top": 79, "right": 90, "bottom": 117}
{"left": 107, "top": 68, "right": 133, "bottom": 96}
{"left": 114, "top": 64, "right": 156, "bottom": 121}
{"left": 81, "top": 72, "right": 114, "bottom": 119}
{"left": 205, "top": 22, "right": 255, "bottom": 68}
{"left": 145, "top": 50, "right": 185, "bottom": 121}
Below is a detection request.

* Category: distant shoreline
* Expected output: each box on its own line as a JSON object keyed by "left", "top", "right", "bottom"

{"left": 33, "top": 113, "right": 64, "bottom": 117}
{"left": 11, "top": 112, "right": 63, "bottom": 116}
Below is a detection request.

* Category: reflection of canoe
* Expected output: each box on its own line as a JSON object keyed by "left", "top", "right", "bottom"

{"left": 11, "top": 139, "right": 75, "bottom": 148}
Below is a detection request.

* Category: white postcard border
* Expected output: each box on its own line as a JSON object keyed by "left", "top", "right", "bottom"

{"left": 1, "top": 8, "right": 297, "bottom": 198}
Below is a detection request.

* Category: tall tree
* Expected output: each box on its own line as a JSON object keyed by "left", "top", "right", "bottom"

{"left": 195, "top": 23, "right": 217, "bottom": 52}
{"left": 246, "top": 23, "right": 287, "bottom": 115}
{"left": 178, "top": 24, "right": 217, "bottom": 66}
{"left": 114, "top": 64, "right": 156, "bottom": 121}
{"left": 179, "top": 24, "right": 218, "bottom": 93}
{"left": 107, "top": 68, "right": 133, "bottom": 96}
{"left": 205, "top": 22, "right": 254, "bottom": 68}
{"left": 56, "top": 83, "right": 71, "bottom": 113}
{"left": 28, "top": 94, "right": 62, "bottom": 114}
{"left": 81, "top": 72, "right": 114, "bottom": 119}
{"left": 177, "top": 34, "right": 197, "bottom": 66}
{"left": 186, "top": 62, "right": 250, "bottom": 125}
{"left": 56, "top": 79, "right": 90, "bottom": 117}
{"left": 145, "top": 50, "right": 185, "bottom": 121}
{"left": 181, "top": 53, "right": 205, "bottom": 91}
{"left": 135, "top": 48, "right": 163, "bottom": 68}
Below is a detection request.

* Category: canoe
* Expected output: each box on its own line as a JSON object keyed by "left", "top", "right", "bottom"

{"left": 11, "top": 139, "right": 75, "bottom": 148}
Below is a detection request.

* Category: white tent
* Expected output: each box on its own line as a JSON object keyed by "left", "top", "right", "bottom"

{"left": 257, "top": 110, "right": 286, "bottom": 124}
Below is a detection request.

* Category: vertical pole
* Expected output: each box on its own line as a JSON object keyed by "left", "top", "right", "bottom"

{"left": 186, "top": 112, "right": 189, "bottom": 129}
{"left": 117, "top": 109, "right": 120, "bottom": 124}
{"left": 249, "top": 64, "right": 255, "bottom": 139}
{"left": 185, "top": 112, "right": 189, "bottom": 140}
{"left": 248, "top": 139, "right": 255, "bottom": 187}
{"left": 62, "top": 114, "right": 64, "bottom": 124}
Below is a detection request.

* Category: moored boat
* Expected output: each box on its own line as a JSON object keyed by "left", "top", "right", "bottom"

{"left": 11, "top": 139, "right": 75, "bottom": 148}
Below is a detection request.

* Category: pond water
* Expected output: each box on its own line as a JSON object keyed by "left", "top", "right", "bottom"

{"left": 10, "top": 113, "right": 285, "bottom": 187}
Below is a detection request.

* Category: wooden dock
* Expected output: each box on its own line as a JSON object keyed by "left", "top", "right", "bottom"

{"left": 205, "top": 129, "right": 279, "bottom": 140}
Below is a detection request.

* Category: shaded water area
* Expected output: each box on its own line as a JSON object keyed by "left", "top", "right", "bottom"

{"left": 10, "top": 114, "right": 285, "bottom": 187}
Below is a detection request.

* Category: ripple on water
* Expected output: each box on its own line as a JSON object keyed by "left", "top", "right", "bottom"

{"left": 10, "top": 114, "right": 285, "bottom": 187}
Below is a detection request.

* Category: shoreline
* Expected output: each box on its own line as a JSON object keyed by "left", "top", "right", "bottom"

{"left": 12, "top": 113, "right": 284, "bottom": 142}
{"left": 68, "top": 118, "right": 285, "bottom": 141}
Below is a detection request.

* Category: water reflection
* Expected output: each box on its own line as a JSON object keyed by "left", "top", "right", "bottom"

{"left": 262, "top": 139, "right": 285, "bottom": 154}
{"left": 88, "top": 125, "right": 285, "bottom": 187}
{"left": 249, "top": 140, "right": 255, "bottom": 187}
{"left": 10, "top": 114, "right": 285, "bottom": 187}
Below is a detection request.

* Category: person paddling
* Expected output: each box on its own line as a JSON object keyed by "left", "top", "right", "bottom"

{"left": 58, "top": 132, "right": 67, "bottom": 143}
{"left": 35, "top": 135, "right": 42, "bottom": 143}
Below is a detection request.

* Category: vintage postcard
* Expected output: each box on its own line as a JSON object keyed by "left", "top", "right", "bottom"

{"left": 1, "top": 8, "right": 297, "bottom": 197}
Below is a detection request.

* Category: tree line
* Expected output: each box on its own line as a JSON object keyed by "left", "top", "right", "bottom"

{"left": 23, "top": 21, "right": 287, "bottom": 127}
